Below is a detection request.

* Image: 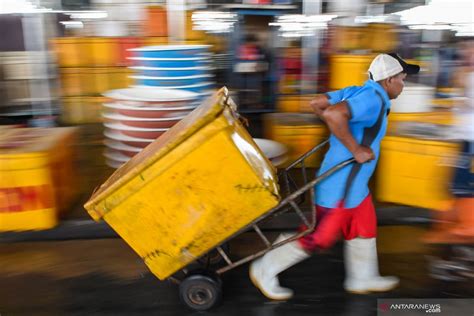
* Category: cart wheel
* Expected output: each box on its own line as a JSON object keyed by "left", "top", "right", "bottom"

{"left": 179, "top": 274, "right": 222, "bottom": 311}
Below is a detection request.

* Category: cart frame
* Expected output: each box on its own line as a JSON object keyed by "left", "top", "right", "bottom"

{"left": 173, "top": 138, "right": 354, "bottom": 310}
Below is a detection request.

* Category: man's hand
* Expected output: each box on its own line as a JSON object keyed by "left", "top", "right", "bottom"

{"left": 353, "top": 145, "right": 375, "bottom": 163}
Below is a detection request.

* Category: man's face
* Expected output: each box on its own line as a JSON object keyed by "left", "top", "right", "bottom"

{"left": 386, "top": 72, "right": 407, "bottom": 100}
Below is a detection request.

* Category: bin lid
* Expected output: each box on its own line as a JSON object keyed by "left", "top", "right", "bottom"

{"left": 87, "top": 87, "right": 233, "bottom": 208}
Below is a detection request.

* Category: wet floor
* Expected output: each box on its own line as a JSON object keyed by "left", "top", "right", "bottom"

{"left": 1, "top": 226, "right": 472, "bottom": 316}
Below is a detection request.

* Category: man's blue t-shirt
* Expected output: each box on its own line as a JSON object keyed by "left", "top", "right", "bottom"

{"left": 315, "top": 80, "right": 391, "bottom": 208}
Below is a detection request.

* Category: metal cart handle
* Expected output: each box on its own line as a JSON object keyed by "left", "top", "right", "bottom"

{"left": 214, "top": 157, "right": 356, "bottom": 275}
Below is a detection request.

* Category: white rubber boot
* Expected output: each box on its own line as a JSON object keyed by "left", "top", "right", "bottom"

{"left": 344, "top": 238, "right": 399, "bottom": 294}
{"left": 249, "top": 233, "right": 310, "bottom": 300}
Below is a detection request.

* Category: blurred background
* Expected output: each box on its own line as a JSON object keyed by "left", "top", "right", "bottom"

{"left": 0, "top": 0, "right": 473, "bottom": 314}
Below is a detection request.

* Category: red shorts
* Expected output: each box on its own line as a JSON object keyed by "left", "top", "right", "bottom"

{"left": 298, "top": 194, "right": 377, "bottom": 252}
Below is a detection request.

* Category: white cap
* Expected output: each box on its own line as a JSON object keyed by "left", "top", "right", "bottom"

{"left": 368, "top": 54, "right": 403, "bottom": 82}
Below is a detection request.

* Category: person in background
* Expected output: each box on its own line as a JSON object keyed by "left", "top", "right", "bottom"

{"left": 235, "top": 34, "right": 267, "bottom": 108}
{"left": 424, "top": 38, "right": 474, "bottom": 243}
{"left": 249, "top": 53, "right": 420, "bottom": 300}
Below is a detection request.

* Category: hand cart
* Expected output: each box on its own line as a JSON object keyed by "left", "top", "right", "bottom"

{"left": 84, "top": 88, "right": 354, "bottom": 311}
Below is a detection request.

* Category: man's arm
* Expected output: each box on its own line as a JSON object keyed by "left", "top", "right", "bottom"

{"left": 310, "top": 94, "right": 331, "bottom": 121}
{"left": 321, "top": 101, "right": 375, "bottom": 164}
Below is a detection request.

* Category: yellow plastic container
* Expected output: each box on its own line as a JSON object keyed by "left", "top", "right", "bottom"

{"left": 185, "top": 11, "right": 206, "bottom": 41}
{"left": 387, "top": 111, "right": 456, "bottom": 134}
{"left": 80, "top": 68, "right": 98, "bottom": 96}
{"left": 90, "top": 68, "right": 112, "bottom": 95}
{"left": 83, "top": 96, "right": 105, "bottom": 123}
{"left": 329, "top": 54, "right": 373, "bottom": 90}
{"left": 61, "top": 97, "right": 103, "bottom": 124}
{"left": 60, "top": 68, "right": 86, "bottom": 96}
{"left": 51, "top": 37, "right": 91, "bottom": 68}
{"left": 88, "top": 37, "right": 119, "bottom": 67}
{"left": 109, "top": 67, "right": 130, "bottom": 90}
{"left": 332, "top": 26, "right": 369, "bottom": 52}
{"left": 143, "top": 37, "right": 168, "bottom": 46}
{"left": 376, "top": 136, "right": 460, "bottom": 210}
{"left": 277, "top": 95, "right": 317, "bottom": 113}
{"left": 264, "top": 113, "right": 328, "bottom": 168}
{"left": 367, "top": 23, "right": 398, "bottom": 53}
{"left": 61, "top": 97, "right": 84, "bottom": 124}
{"left": 0, "top": 127, "right": 77, "bottom": 231}
{"left": 84, "top": 88, "right": 280, "bottom": 280}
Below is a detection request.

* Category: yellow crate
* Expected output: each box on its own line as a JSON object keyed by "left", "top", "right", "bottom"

{"left": 84, "top": 88, "right": 280, "bottom": 280}
{"left": 90, "top": 68, "right": 113, "bottom": 95}
{"left": 61, "top": 97, "right": 103, "bottom": 124}
{"left": 83, "top": 96, "right": 105, "bottom": 123}
{"left": 61, "top": 97, "right": 85, "bottom": 124}
{"left": 366, "top": 23, "right": 398, "bottom": 53}
{"left": 185, "top": 11, "right": 206, "bottom": 41}
{"left": 0, "top": 127, "right": 78, "bottom": 231}
{"left": 109, "top": 67, "right": 131, "bottom": 90}
{"left": 50, "top": 37, "right": 91, "bottom": 68}
{"left": 60, "top": 68, "right": 88, "bottom": 96}
{"left": 376, "top": 136, "right": 460, "bottom": 210}
{"left": 264, "top": 113, "right": 328, "bottom": 168}
{"left": 87, "top": 37, "right": 119, "bottom": 67}
{"left": 332, "top": 26, "right": 369, "bottom": 51}
{"left": 143, "top": 37, "right": 168, "bottom": 46}
{"left": 329, "top": 54, "right": 373, "bottom": 90}
{"left": 387, "top": 111, "right": 456, "bottom": 134}
{"left": 277, "top": 95, "right": 317, "bottom": 113}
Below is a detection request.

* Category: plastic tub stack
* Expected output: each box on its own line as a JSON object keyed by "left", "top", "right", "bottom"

{"left": 102, "top": 87, "right": 201, "bottom": 169}
{"left": 128, "top": 45, "right": 214, "bottom": 100}
{"left": 51, "top": 3, "right": 170, "bottom": 125}
{"left": 52, "top": 36, "right": 136, "bottom": 125}
{"left": 101, "top": 45, "right": 215, "bottom": 169}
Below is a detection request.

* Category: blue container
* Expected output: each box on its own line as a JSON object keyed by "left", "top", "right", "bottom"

{"left": 132, "top": 74, "right": 213, "bottom": 87}
{"left": 134, "top": 82, "right": 215, "bottom": 93}
{"left": 129, "top": 45, "right": 210, "bottom": 59}
{"left": 131, "top": 66, "right": 211, "bottom": 78}
{"left": 128, "top": 57, "right": 211, "bottom": 68}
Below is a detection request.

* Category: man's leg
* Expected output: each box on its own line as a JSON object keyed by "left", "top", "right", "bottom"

{"left": 343, "top": 195, "right": 399, "bottom": 294}
{"left": 298, "top": 204, "right": 352, "bottom": 251}
{"left": 249, "top": 204, "right": 351, "bottom": 300}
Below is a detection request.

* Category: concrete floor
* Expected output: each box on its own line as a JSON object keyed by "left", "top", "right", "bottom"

{"left": 1, "top": 226, "right": 472, "bottom": 316}
{"left": 1, "top": 124, "right": 471, "bottom": 315}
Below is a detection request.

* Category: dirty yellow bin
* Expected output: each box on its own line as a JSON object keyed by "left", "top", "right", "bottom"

{"left": 61, "top": 97, "right": 84, "bottom": 124}
{"left": 387, "top": 111, "right": 456, "bottom": 134}
{"left": 90, "top": 68, "right": 112, "bottom": 95}
{"left": 277, "top": 95, "right": 317, "bottom": 113}
{"left": 376, "top": 136, "right": 460, "bottom": 210}
{"left": 264, "top": 113, "right": 329, "bottom": 168}
{"left": 84, "top": 88, "right": 280, "bottom": 280}
{"left": 0, "top": 127, "right": 77, "bottom": 231}
{"left": 366, "top": 23, "right": 398, "bottom": 53}
{"left": 51, "top": 37, "right": 91, "bottom": 68}
{"left": 329, "top": 54, "right": 373, "bottom": 90}
{"left": 88, "top": 37, "right": 119, "bottom": 67}
{"left": 185, "top": 11, "right": 206, "bottom": 41}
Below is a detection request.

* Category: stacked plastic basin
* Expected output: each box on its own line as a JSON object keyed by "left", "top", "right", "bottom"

{"left": 102, "top": 45, "right": 215, "bottom": 168}
{"left": 128, "top": 45, "right": 214, "bottom": 98}
{"left": 102, "top": 87, "right": 200, "bottom": 168}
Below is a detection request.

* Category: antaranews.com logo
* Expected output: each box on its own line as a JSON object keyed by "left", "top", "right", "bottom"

{"left": 378, "top": 299, "right": 473, "bottom": 316}
{"left": 379, "top": 302, "right": 441, "bottom": 313}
